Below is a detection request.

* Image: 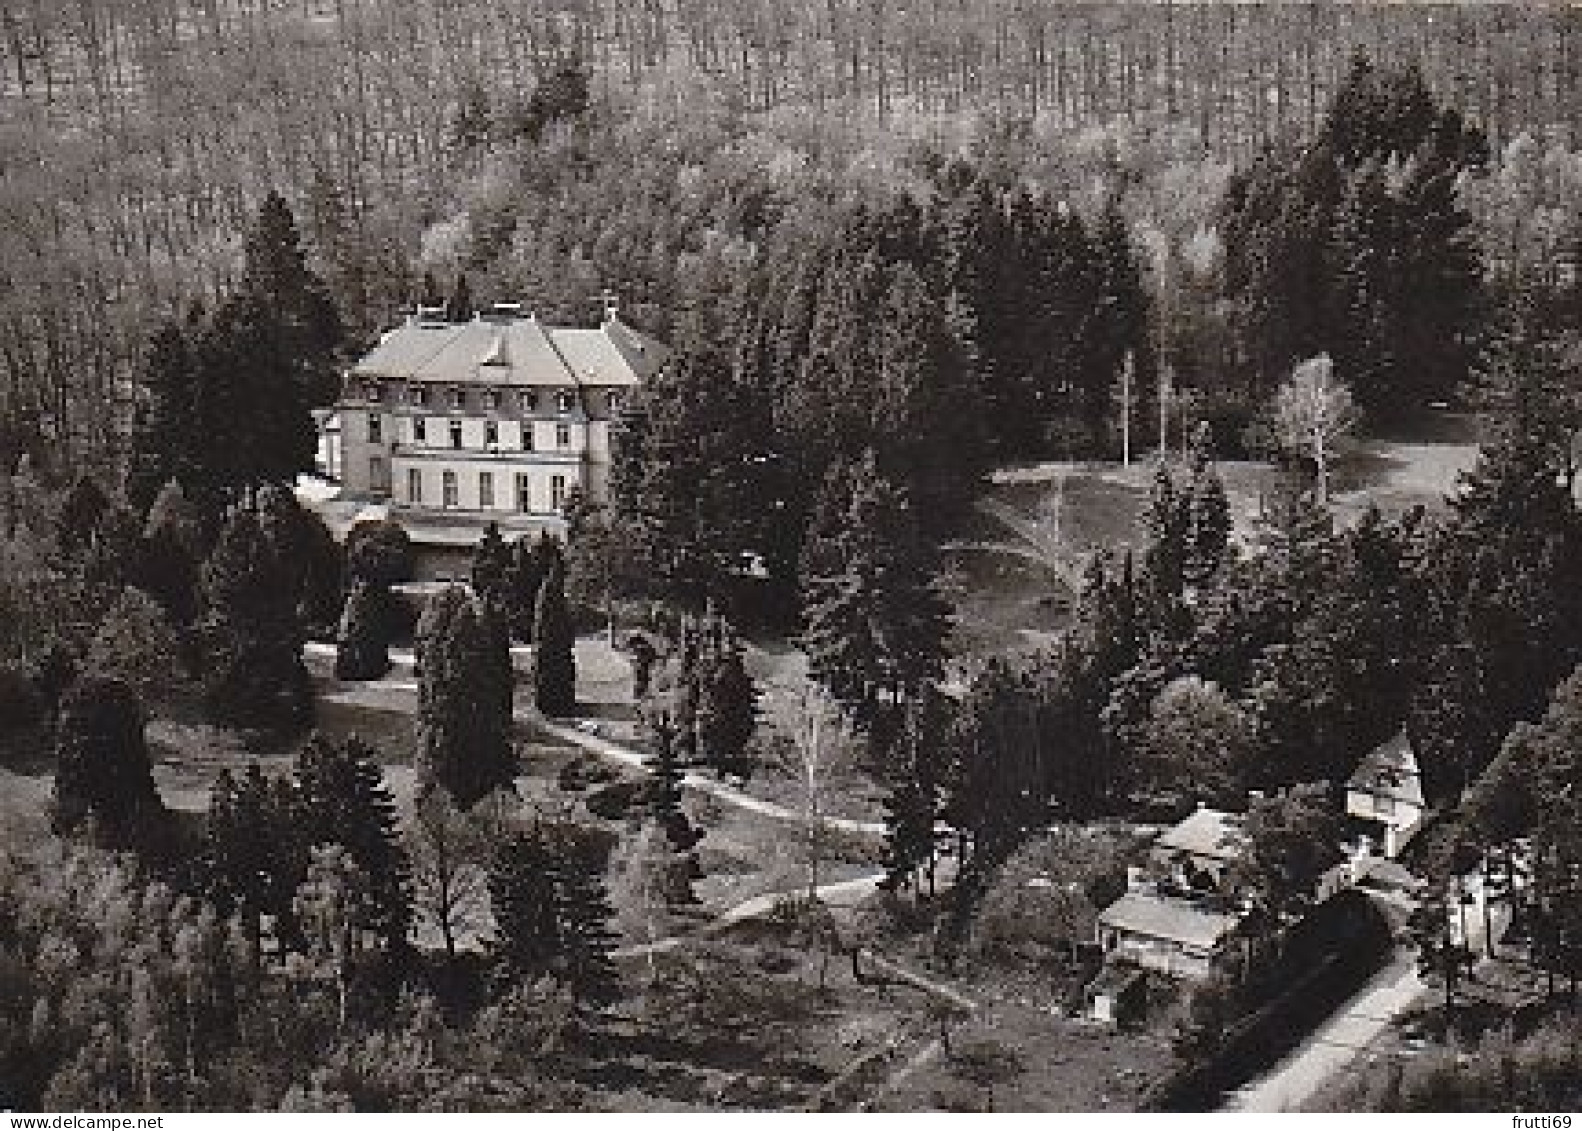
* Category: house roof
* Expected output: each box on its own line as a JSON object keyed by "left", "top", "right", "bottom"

{"left": 1157, "top": 807, "right": 1245, "bottom": 862}
{"left": 1347, "top": 732, "right": 1425, "bottom": 809}
{"left": 351, "top": 312, "right": 667, "bottom": 389}
{"left": 1099, "top": 892, "right": 1238, "bottom": 951}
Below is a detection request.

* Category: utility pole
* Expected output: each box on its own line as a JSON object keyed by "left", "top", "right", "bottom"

{"left": 1158, "top": 360, "right": 1172, "bottom": 460}
{"left": 1120, "top": 350, "right": 1133, "bottom": 468}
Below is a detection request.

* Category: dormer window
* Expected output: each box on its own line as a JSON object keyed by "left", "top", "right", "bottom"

{"left": 556, "top": 390, "right": 577, "bottom": 414}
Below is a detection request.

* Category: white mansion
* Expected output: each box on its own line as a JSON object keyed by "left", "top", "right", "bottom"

{"left": 332, "top": 301, "right": 665, "bottom": 539}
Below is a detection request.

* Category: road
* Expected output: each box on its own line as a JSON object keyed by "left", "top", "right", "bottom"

{"left": 1222, "top": 950, "right": 1424, "bottom": 1113}
{"left": 1225, "top": 878, "right": 1511, "bottom": 1113}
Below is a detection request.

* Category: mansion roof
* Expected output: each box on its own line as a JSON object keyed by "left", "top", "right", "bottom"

{"left": 352, "top": 309, "right": 667, "bottom": 389}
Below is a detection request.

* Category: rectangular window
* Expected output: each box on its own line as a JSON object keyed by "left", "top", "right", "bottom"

{"left": 369, "top": 456, "right": 388, "bottom": 492}
{"left": 479, "top": 471, "right": 494, "bottom": 508}
{"left": 413, "top": 417, "right": 427, "bottom": 444}
{"left": 442, "top": 471, "right": 458, "bottom": 509}
{"left": 520, "top": 390, "right": 538, "bottom": 413}
{"left": 556, "top": 423, "right": 571, "bottom": 450}
{"left": 556, "top": 390, "right": 576, "bottom": 414}
{"left": 551, "top": 474, "right": 567, "bottom": 510}
{"left": 367, "top": 414, "right": 383, "bottom": 444}
{"left": 449, "top": 420, "right": 463, "bottom": 449}
{"left": 522, "top": 422, "right": 536, "bottom": 451}
{"left": 448, "top": 387, "right": 464, "bottom": 410}
{"left": 607, "top": 391, "right": 624, "bottom": 413}
{"left": 411, "top": 385, "right": 428, "bottom": 407}
{"left": 485, "top": 420, "right": 499, "bottom": 448}
{"left": 407, "top": 468, "right": 422, "bottom": 504}
{"left": 484, "top": 389, "right": 500, "bottom": 411}
{"left": 516, "top": 473, "right": 532, "bottom": 513}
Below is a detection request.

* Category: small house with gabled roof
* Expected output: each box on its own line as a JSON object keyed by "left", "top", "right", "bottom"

{"left": 1345, "top": 731, "right": 1428, "bottom": 858}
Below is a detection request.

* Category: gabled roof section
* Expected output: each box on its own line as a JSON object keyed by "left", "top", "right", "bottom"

{"left": 351, "top": 311, "right": 664, "bottom": 389}
{"left": 1157, "top": 807, "right": 1245, "bottom": 862}
{"left": 1099, "top": 892, "right": 1237, "bottom": 950}
{"left": 1347, "top": 732, "right": 1425, "bottom": 809}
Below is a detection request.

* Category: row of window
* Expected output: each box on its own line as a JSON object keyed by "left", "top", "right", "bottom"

{"left": 367, "top": 415, "right": 572, "bottom": 451}
{"left": 360, "top": 382, "right": 623, "bottom": 415}
{"left": 387, "top": 464, "right": 568, "bottom": 512}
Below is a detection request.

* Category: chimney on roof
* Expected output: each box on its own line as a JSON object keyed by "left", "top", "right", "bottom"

{"left": 600, "top": 289, "right": 620, "bottom": 325}
{"left": 483, "top": 301, "right": 525, "bottom": 324}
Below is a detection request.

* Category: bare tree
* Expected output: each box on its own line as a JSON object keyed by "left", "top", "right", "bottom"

{"left": 1273, "top": 353, "right": 1359, "bottom": 505}
{"left": 769, "top": 688, "right": 854, "bottom": 900}
{"left": 408, "top": 787, "right": 508, "bottom": 959}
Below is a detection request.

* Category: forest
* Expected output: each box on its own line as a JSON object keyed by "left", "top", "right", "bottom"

{"left": 4, "top": 0, "right": 1582, "bottom": 1115}
{"left": 2, "top": 0, "right": 1581, "bottom": 470}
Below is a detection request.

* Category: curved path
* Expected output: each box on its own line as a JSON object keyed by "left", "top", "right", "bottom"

{"left": 308, "top": 648, "right": 887, "bottom": 839}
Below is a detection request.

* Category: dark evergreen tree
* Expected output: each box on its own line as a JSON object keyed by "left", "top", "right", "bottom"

{"left": 51, "top": 677, "right": 167, "bottom": 854}
{"left": 446, "top": 272, "right": 475, "bottom": 323}
{"left": 470, "top": 522, "right": 513, "bottom": 612}
{"left": 490, "top": 824, "right": 618, "bottom": 1009}
{"left": 416, "top": 586, "right": 517, "bottom": 809}
{"left": 506, "top": 532, "right": 556, "bottom": 642}
{"left": 205, "top": 763, "right": 305, "bottom": 956}
{"left": 695, "top": 632, "right": 757, "bottom": 778}
{"left": 125, "top": 322, "right": 197, "bottom": 516}
{"left": 140, "top": 479, "right": 206, "bottom": 626}
{"left": 530, "top": 554, "right": 577, "bottom": 717}
{"left": 199, "top": 506, "right": 313, "bottom": 730}
{"left": 1183, "top": 441, "right": 1233, "bottom": 589}
{"left": 336, "top": 579, "right": 392, "bottom": 681}
{"left": 237, "top": 190, "right": 344, "bottom": 407}
{"left": 799, "top": 451, "right": 950, "bottom": 736}
{"left": 292, "top": 734, "right": 413, "bottom": 951}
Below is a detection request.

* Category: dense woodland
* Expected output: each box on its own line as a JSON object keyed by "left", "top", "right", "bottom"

{"left": 4, "top": 0, "right": 1582, "bottom": 1114}
{"left": 3, "top": 0, "right": 1582, "bottom": 466}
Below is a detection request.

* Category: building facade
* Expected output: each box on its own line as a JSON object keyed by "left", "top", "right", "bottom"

{"left": 334, "top": 301, "right": 665, "bottom": 539}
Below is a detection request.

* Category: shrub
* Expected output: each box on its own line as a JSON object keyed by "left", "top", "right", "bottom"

{"left": 0, "top": 662, "right": 44, "bottom": 734}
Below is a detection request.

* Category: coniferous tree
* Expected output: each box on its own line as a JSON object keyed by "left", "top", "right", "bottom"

{"left": 336, "top": 580, "right": 392, "bottom": 681}
{"left": 52, "top": 677, "right": 167, "bottom": 854}
{"left": 140, "top": 479, "right": 206, "bottom": 626}
{"left": 695, "top": 631, "right": 758, "bottom": 778}
{"left": 506, "top": 533, "right": 556, "bottom": 642}
{"left": 489, "top": 826, "right": 618, "bottom": 1009}
{"left": 293, "top": 735, "right": 413, "bottom": 952}
{"left": 205, "top": 762, "right": 305, "bottom": 956}
{"left": 799, "top": 451, "right": 949, "bottom": 737}
{"left": 125, "top": 322, "right": 197, "bottom": 517}
{"left": 1183, "top": 440, "right": 1233, "bottom": 589}
{"left": 446, "top": 273, "right": 475, "bottom": 323}
{"left": 199, "top": 506, "right": 313, "bottom": 730}
{"left": 416, "top": 586, "right": 517, "bottom": 809}
{"left": 470, "top": 522, "right": 513, "bottom": 612}
{"left": 237, "top": 190, "right": 344, "bottom": 408}
{"left": 880, "top": 686, "right": 952, "bottom": 895}
{"left": 530, "top": 554, "right": 577, "bottom": 717}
